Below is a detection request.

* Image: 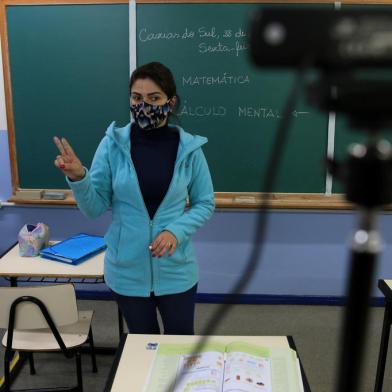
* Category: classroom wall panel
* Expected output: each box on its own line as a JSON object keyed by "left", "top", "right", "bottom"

{"left": 1, "top": 206, "right": 392, "bottom": 300}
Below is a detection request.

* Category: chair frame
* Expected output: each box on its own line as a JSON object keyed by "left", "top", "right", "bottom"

{"left": 3, "top": 294, "right": 97, "bottom": 392}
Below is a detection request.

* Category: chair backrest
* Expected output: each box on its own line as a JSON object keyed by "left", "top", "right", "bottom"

{"left": 0, "top": 284, "right": 78, "bottom": 329}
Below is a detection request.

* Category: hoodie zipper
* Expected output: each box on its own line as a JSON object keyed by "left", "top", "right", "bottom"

{"left": 127, "top": 156, "right": 155, "bottom": 292}
{"left": 128, "top": 142, "right": 187, "bottom": 292}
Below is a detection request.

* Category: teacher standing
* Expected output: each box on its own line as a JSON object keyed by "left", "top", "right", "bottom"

{"left": 54, "top": 62, "right": 214, "bottom": 335}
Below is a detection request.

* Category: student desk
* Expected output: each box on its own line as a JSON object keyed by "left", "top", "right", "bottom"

{"left": 375, "top": 279, "right": 392, "bottom": 392}
{"left": 104, "top": 334, "right": 311, "bottom": 392}
{"left": 0, "top": 242, "right": 125, "bottom": 336}
{"left": 0, "top": 242, "right": 104, "bottom": 283}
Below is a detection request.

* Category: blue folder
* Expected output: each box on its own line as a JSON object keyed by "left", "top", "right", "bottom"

{"left": 40, "top": 233, "right": 106, "bottom": 265}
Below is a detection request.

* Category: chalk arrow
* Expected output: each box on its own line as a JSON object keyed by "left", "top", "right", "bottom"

{"left": 292, "top": 110, "right": 309, "bottom": 117}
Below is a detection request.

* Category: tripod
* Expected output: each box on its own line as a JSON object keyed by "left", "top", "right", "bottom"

{"left": 328, "top": 129, "right": 392, "bottom": 392}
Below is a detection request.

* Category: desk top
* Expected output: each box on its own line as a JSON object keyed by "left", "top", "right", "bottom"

{"left": 383, "top": 280, "right": 392, "bottom": 289}
{"left": 379, "top": 280, "right": 392, "bottom": 299}
{"left": 0, "top": 243, "right": 104, "bottom": 279}
{"left": 106, "top": 334, "right": 308, "bottom": 392}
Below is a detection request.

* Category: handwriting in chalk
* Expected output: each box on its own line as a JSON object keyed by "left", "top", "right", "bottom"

{"left": 182, "top": 73, "right": 250, "bottom": 87}
{"left": 198, "top": 26, "right": 219, "bottom": 39}
{"left": 178, "top": 102, "right": 227, "bottom": 117}
{"left": 178, "top": 104, "right": 310, "bottom": 119}
{"left": 138, "top": 26, "right": 248, "bottom": 56}
{"left": 198, "top": 41, "right": 248, "bottom": 57}
{"left": 238, "top": 107, "right": 310, "bottom": 119}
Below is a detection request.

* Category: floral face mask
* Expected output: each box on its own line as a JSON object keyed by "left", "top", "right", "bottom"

{"left": 130, "top": 101, "right": 171, "bottom": 130}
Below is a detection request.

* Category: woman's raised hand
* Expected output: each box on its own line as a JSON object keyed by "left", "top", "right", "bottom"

{"left": 53, "top": 136, "right": 85, "bottom": 181}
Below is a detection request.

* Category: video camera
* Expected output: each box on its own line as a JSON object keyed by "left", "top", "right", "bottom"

{"left": 250, "top": 8, "right": 392, "bottom": 128}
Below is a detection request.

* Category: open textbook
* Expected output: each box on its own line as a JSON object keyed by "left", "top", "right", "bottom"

{"left": 144, "top": 341, "right": 302, "bottom": 392}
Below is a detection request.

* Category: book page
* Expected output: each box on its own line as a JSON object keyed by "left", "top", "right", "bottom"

{"left": 174, "top": 351, "right": 224, "bottom": 391}
{"left": 224, "top": 342, "right": 301, "bottom": 392}
{"left": 144, "top": 351, "right": 178, "bottom": 392}
{"left": 270, "top": 351, "right": 301, "bottom": 392}
{"left": 223, "top": 350, "right": 272, "bottom": 392}
{"left": 144, "top": 342, "right": 226, "bottom": 392}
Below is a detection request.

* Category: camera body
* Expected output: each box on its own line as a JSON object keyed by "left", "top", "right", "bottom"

{"left": 250, "top": 8, "right": 392, "bottom": 69}
{"left": 250, "top": 8, "right": 392, "bottom": 126}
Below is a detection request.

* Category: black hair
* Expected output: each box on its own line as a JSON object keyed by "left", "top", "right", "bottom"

{"left": 130, "top": 62, "right": 181, "bottom": 120}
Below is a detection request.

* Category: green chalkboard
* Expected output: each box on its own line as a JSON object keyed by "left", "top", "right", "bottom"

{"left": 6, "top": 2, "right": 331, "bottom": 195}
{"left": 7, "top": 4, "right": 130, "bottom": 189}
{"left": 137, "top": 3, "right": 329, "bottom": 193}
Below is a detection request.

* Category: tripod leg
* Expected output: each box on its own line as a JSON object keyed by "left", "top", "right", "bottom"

{"left": 374, "top": 301, "right": 392, "bottom": 392}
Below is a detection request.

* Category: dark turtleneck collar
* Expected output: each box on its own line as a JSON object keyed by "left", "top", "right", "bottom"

{"left": 131, "top": 122, "right": 178, "bottom": 142}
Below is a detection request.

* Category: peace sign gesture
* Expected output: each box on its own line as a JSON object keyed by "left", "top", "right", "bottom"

{"left": 53, "top": 136, "right": 85, "bottom": 182}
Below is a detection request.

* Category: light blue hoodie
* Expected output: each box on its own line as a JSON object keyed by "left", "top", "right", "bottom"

{"left": 67, "top": 122, "right": 215, "bottom": 296}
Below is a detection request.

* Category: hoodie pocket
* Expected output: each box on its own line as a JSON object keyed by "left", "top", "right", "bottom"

{"left": 104, "top": 224, "right": 120, "bottom": 263}
{"left": 115, "top": 225, "right": 149, "bottom": 269}
{"left": 161, "top": 239, "right": 192, "bottom": 266}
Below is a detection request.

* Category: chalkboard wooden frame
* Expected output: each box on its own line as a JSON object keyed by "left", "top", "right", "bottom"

{"left": 1, "top": 0, "right": 390, "bottom": 209}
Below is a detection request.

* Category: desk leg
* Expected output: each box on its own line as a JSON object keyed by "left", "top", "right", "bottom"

{"left": 118, "top": 305, "right": 124, "bottom": 338}
{"left": 375, "top": 301, "right": 392, "bottom": 392}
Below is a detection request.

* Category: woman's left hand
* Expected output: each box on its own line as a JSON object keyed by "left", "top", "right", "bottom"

{"left": 150, "top": 231, "right": 178, "bottom": 258}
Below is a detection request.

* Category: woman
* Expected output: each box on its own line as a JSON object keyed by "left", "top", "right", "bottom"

{"left": 53, "top": 62, "right": 214, "bottom": 335}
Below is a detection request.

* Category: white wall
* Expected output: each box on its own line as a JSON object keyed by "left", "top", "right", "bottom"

{"left": 0, "top": 38, "right": 12, "bottom": 201}
{"left": 0, "top": 38, "right": 7, "bottom": 131}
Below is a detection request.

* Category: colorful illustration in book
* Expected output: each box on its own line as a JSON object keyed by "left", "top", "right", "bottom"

{"left": 174, "top": 351, "right": 271, "bottom": 392}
